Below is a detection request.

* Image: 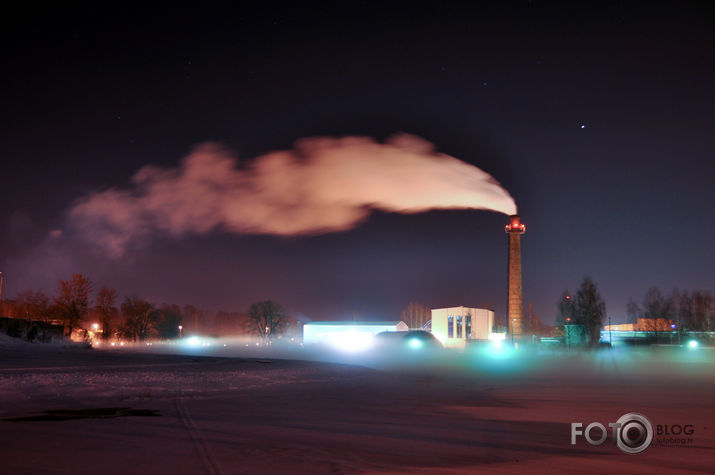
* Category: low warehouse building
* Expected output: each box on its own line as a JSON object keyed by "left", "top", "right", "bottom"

{"left": 303, "top": 321, "right": 408, "bottom": 348}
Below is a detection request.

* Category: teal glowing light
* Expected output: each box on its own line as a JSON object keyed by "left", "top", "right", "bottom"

{"left": 688, "top": 340, "right": 699, "bottom": 349}
{"left": 408, "top": 338, "right": 423, "bottom": 349}
{"left": 481, "top": 339, "right": 513, "bottom": 360}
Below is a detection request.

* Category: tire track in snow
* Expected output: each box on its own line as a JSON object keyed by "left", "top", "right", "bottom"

{"left": 176, "top": 397, "right": 223, "bottom": 475}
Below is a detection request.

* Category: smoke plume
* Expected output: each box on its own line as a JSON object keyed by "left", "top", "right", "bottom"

{"left": 69, "top": 134, "right": 516, "bottom": 258}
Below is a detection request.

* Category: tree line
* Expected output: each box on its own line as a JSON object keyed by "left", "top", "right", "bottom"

{"left": 0, "top": 273, "right": 295, "bottom": 341}
{"left": 555, "top": 278, "right": 714, "bottom": 346}
{"left": 626, "top": 287, "right": 713, "bottom": 332}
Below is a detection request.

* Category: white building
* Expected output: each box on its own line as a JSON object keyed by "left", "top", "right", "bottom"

{"left": 431, "top": 306, "right": 495, "bottom": 348}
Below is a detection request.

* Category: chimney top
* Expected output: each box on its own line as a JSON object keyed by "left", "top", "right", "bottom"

{"left": 505, "top": 215, "right": 526, "bottom": 234}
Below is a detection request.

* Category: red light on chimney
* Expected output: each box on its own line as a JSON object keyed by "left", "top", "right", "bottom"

{"left": 505, "top": 215, "right": 525, "bottom": 234}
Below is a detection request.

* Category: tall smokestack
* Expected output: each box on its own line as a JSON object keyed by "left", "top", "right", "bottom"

{"left": 505, "top": 215, "right": 525, "bottom": 340}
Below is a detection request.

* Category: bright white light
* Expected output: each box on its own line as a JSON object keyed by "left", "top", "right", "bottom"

{"left": 119, "top": 342, "right": 124, "bottom": 347}
{"left": 331, "top": 330, "right": 374, "bottom": 352}
{"left": 408, "top": 338, "right": 423, "bottom": 349}
{"left": 111, "top": 342, "right": 115, "bottom": 347}
{"left": 492, "top": 340, "right": 503, "bottom": 349}
{"left": 187, "top": 336, "right": 201, "bottom": 347}
{"left": 688, "top": 340, "right": 699, "bottom": 349}
{"left": 488, "top": 332, "right": 506, "bottom": 341}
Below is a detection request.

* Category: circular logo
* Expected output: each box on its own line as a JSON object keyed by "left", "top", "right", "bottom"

{"left": 616, "top": 413, "right": 653, "bottom": 454}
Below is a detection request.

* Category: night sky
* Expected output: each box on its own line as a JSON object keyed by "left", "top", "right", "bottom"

{"left": 1, "top": 3, "right": 713, "bottom": 324}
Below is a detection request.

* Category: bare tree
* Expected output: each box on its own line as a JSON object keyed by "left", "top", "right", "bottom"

{"left": 54, "top": 274, "right": 92, "bottom": 338}
{"left": 626, "top": 298, "right": 641, "bottom": 324}
{"left": 95, "top": 286, "right": 118, "bottom": 340}
{"left": 182, "top": 304, "right": 205, "bottom": 334}
{"left": 156, "top": 304, "right": 182, "bottom": 339}
{"left": 630, "top": 287, "right": 675, "bottom": 341}
{"left": 214, "top": 310, "right": 248, "bottom": 336}
{"left": 121, "top": 297, "right": 158, "bottom": 342}
{"left": 400, "top": 301, "right": 430, "bottom": 329}
{"left": 692, "top": 290, "right": 713, "bottom": 332}
{"left": 246, "top": 300, "right": 288, "bottom": 341}
{"left": 628, "top": 287, "right": 713, "bottom": 335}
{"left": 15, "top": 289, "right": 50, "bottom": 322}
{"left": 643, "top": 287, "right": 674, "bottom": 319}
{"left": 672, "top": 289, "right": 688, "bottom": 330}
{"left": 523, "top": 302, "right": 543, "bottom": 335}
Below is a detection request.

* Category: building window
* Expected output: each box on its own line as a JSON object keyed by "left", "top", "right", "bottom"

{"left": 448, "top": 315, "right": 453, "bottom": 338}
{"left": 466, "top": 315, "right": 472, "bottom": 339}
{"left": 457, "top": 315, "right": 463, "bottom": 338}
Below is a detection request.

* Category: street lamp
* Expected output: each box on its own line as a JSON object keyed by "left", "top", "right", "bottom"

{"left": 608, "top": 316, "right": 612, "bottom": 347}
{"left": 178, "top": 325, "right": 183, "bottom": 338}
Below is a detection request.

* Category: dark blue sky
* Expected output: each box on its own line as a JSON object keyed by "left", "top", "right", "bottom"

{"left": 1, "top": 3, "right": 713, "bottom": 324}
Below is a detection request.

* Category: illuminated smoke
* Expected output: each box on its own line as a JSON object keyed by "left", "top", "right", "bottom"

{"left": 69, "top": 134, "right": 517, "bottom": 257}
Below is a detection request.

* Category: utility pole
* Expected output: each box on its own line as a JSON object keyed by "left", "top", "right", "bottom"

{"left": 677, "top": 314, "right": 681, "bottom": 346}
{"left": 608, "top": 315, "right": 612, "bottom": 347}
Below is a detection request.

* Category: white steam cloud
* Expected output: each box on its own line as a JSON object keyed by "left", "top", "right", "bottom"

{"left": 69, "top": 134, "right": 516, "bottom": 258}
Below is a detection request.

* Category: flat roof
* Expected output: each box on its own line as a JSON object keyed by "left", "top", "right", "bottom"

{"left": 304, "top": 321, "right": 403, "bottom": 326}
{"left": 431, "top": 307, "right": 492, "bottom": 311}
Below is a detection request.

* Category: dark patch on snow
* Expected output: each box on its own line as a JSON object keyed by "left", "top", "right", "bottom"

{"left": 5, "top": 407, "right": 160, "bottom": 422}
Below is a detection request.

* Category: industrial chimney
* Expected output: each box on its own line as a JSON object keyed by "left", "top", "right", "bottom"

{"left": 505, "top": 215, "right": 525, "bottom": 340}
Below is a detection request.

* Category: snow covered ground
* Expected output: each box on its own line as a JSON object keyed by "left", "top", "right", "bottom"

{"left": 0, "top": 334, "right": 713, "bottom": 474}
